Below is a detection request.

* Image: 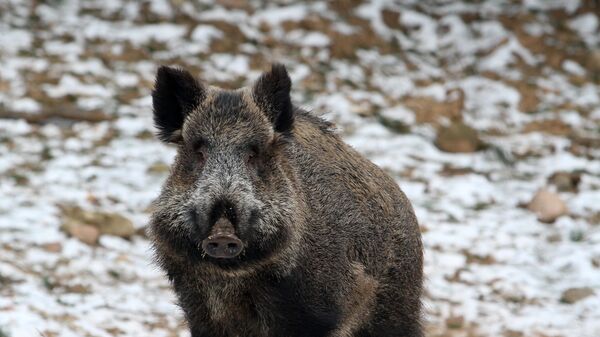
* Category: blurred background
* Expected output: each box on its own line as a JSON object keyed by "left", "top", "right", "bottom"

{"left": 1, "top": 0, "right": 599, "bottom": 336}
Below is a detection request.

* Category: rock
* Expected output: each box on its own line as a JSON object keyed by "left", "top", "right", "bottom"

{"left": 65, "top": 284, "right": 91, "bottom": 294}
{"left": 61, "top": 221, "right": 100, "bottom": 246}
{"left": 96, "top": 213, "right": 136, "bottom": 238}
{"left": 560, "top": 287, "right": 595, "bottom": 304}
{"left": 60, "top": 205, "right": 136, "bottom": 239}
{"left": 527, "top": 188, "right": 568, "bottom": 223}
{"left": 546, "top": 233, "right": 561, "bottom": 243}
{"left": 548, "top": 171, "right": 581, "bottom": 192}
{"left": 41, "top": 242, "right": 62, "bottom": 253}
{"left": 435, "top": 122, "right": 483, "bottom": 153}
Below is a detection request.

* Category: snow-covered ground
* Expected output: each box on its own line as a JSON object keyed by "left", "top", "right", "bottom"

{"left": 1, "top": 1, "right": 599, "bottom": 336}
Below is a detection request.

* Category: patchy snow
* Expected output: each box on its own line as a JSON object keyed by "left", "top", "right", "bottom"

{"left": 251, "top": 5, "right": 309, "bottom": 26}
{"left": 478, "top": 37, "right": 538, "bottom": 72}
{"left": 82, "top": 22, "right": 185, "bottom": 47}
{"left": 0, "top": 29, "right": 32, "bottom": 55}
{"left": 44, "top": 75, "right": 113, "bottom": 98}
{"left": 569, "top": 13, "right": 599, "bottom": 45}
{"left": 191, "top": 25, "right": 224, "bottom": 50}
{"left": 1, "top": 1, "right": 599, "bottom": 337}
{"left": 563, "top": 59, "right": 586, "bottom": 76}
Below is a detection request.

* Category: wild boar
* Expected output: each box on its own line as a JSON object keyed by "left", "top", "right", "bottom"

{"left": 149, "top": 64, "right": 423, "bottom": 337}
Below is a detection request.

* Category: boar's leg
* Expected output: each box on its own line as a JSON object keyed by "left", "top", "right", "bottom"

{"left": 362, "top": 264, "right": 424, "bottom": 337}
{"left": 190, "top": 325, "right": 216, "bottom": 337}
{"left": 330, "top": 262, "right": 379, "bottom": 337}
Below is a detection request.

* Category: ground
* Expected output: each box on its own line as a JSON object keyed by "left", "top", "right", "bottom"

{"left": 0, "top": 0, "right": 599, "bottom": 336}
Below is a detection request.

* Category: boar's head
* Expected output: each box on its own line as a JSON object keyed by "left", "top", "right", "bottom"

{"left": 149, "top": 64, "right": 303, "bottom": 272}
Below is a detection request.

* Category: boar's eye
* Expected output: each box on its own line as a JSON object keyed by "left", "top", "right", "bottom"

{"left": 196, "top": 148, "right": 207, "bottom": 166}
{"left": 246, "top": 146, "right": 259, "bottom": 167}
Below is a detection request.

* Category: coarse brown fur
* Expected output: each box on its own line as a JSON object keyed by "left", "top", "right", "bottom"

{"left": 149, "top": 64, "right": 423, "bottom": 337}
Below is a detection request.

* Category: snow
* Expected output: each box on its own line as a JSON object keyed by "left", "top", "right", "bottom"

{"left": 569, "top": 13, "right": 599, "bottom": 43}
{"left": 478, "top": 37, "right": 538, "bottom": 72}
{"left": 44, "top": 75, "right": 112, "bottom": 98}
{"left": 0, "top": 29, "right": 32, "bottom": 55}
{"left": 84, "top": 23, "right": 187, "bottom": 46}
{"left": 563, "top": 59, "right": 586, "bottom": 77}
{"left": 191, "top": 25, "right": 224, "bottom": 50}
{"left": 251, "top": 5, "right": 309, "bottom": 26}
{"left": 1, "top": 1, "right": 599, "bottom": 337}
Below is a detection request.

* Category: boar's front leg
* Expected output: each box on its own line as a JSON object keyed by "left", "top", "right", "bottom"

{"left": 328, "top": 263, "right": 379, "bottom": 337}
{"left": 190, "top": 325, "right": 214, "bottom": 337}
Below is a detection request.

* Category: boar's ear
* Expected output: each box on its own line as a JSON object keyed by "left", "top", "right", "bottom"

{"left": 252, "top": 63, "right": 294, "bottom": 134}
{"left": 152, "top": 66, "right": 205, "bottom": 143}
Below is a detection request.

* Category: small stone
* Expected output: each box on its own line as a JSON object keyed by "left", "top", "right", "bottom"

{"left": 94, "top": 212, "right": 136, "bottom": 238}
{"left": 41, "top": 242, "right": 62, "bottom": 253}
{"left": 546, "top": 233, "right": 562, "bottom": 243}
{"left": 61, "top": 221, "right": 100, "bottom": 246}
{"left": 527, "top": 188, "right": 568, "bottom": 223}
{"left": 435, "top": 122, "right": 482, "bottom": 153}
{"left": 548, "top": 171, "right": 581, "bottom": 192}
{"left": 560, "top": 287, "right": 595, "bottom": 304}
{"left": 65, "top": 284, "right": 91, "bottom": 294}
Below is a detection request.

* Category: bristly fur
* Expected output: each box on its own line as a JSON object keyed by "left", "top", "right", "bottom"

{"left": 152, "top": 66, "right": 205, "bottom": 143}
{"left": 149, "top": 64, "right": 424, "bottom": 337}
{"left": 252, "top": 63, "right": 293, "bottom": 134}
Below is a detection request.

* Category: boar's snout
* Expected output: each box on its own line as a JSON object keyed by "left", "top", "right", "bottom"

{"left": 201, "top": 217, "right": 243, "bottom": 259}
{"left": 202, "top": 234, "right": 243, "bottom": 258}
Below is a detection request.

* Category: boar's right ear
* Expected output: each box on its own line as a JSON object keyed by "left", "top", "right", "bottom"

{"left": 252, "top": 64, "right": 294, "bottom": 134}
{"left": 152, "top": 66, "right": 205, "bottom": 143}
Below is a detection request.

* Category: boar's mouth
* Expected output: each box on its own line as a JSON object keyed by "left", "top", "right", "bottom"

{"left": 184, "top": 222, "right": 292, "bottom": 271}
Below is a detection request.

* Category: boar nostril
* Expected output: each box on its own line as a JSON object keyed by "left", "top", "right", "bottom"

{"left": 201, "top": 234, "right": 243, "bottom": 259}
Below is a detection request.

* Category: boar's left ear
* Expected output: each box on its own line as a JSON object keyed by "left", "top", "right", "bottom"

{"left": 152, "top": 66, "right": 205, "bottom": 143}
{"left": 252, "top": 64, "right": 294, "bottom": 134}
